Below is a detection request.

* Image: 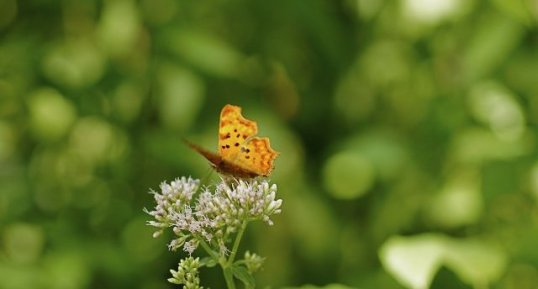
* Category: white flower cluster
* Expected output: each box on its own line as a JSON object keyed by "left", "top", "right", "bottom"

{"left": 197, "top": 180, "right": 282, "bottom": 228}
{"left": 147, "top": 177, "right": 282, "bottom": 255}
{"left": 146, "top": 177, "right": 200, "bottom": 238}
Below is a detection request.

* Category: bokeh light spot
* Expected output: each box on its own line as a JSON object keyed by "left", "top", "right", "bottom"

{"left": 27, "top": 88, "right": 76, "bottom": 142}
{"left": 69, "top": 117, "right": 128, "bottom": 165}
{"left": 98, "top": 0, "right": 141, "bottom": 57}
{"left": 42, "top": 251, "right": 90, "bottom": 289}
{"left": 323, "top": 151, "right": 375, "bottom": 199}
{"left": 112, "top": 81, "right": 144, "bottom": 123}
{"left": 402, "top": 0, "right": 463, "bottom": 25}
{"left": 157, "top": 65, "right": 205, "bottom": 131}
{"left": 167, "top": 29, "right": 243, "bottom": 78}
{"left": 451, "top": 128, "right": 533, "bottom": 164}
{"left": 42, "top": 40, "right": 106, "bottom": 88}
{"left": 469, "top": 81, "right": 525, "bottom": 141}
{"left": 427, "top": 170, "right": 483, "bottom": 228}
{"left": 3, "top": 223, "right": 44, "bottom": 264}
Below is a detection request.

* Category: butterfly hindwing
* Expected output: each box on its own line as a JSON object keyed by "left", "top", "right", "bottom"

{"left": 229, "top": 137, "right": 278, "bottom": 176}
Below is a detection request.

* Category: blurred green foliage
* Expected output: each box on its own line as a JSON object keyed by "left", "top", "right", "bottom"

{"left": 1, "top": 0, "right": 538, "bottom": 289}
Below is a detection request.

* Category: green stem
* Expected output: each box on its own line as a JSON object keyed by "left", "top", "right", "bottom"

{"left": 223, "top": 266, "right": 236, "bottom": 289}
{"left": 220, "top": 222, "right": 248, "bottom": 289}
{"left": 197, "top": 237, "right": 220, "bottom": 261}
{"left": 228, "top": 221, "right": 247, "bottom": 265}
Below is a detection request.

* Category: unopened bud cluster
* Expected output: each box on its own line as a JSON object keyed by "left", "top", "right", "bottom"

{"left": 168, "top": 257, "right": 202, "bottom": 289}
{"left": 244, "top": 251, "right": 265, "bottom": 273}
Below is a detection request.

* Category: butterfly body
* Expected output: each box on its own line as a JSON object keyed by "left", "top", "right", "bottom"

{"left": 185, "top": 141, "right": 260, "bottom": 179}
{"left": 188, "top": 104, "right": 278, "bottom": 178}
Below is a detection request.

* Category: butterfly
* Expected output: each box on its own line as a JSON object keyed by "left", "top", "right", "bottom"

{"left": 186, "top": 104, "right": 279, "bottom": 179}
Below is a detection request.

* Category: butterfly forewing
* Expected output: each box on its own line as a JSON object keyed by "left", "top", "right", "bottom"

{"left": 218, "top": 105, "right": 258, "bottom": 159}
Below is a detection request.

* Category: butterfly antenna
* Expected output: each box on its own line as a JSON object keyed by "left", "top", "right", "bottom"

{"left": 181, "top": 138, "right": 197, "bottom": 150}
{"left": 182, "top": 138, "right": 219, "bottom": 185}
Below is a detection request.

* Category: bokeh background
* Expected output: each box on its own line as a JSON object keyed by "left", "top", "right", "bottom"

{"left": 1, "top": 0, "right": 538, "bottom": 288}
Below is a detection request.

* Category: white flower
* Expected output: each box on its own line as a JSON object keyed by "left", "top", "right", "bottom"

{"left": 205, "top": 179, "right": 280, "bottom": 229}
{"left": 183, "top": 239, "right": 199, "bottom": 255}
{"left": 147, "top": 176, "right": 282, "bottom": 255}
{"left": 146, "top": 176, "right": 200, "bottom": 235}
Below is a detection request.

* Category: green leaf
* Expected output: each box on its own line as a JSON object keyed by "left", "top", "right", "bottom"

{"left": 380, "top": 234, "right": 508, "bottom": 288}
{"left": 443, "top": 239, "right": 507, "bottom": 286}
{"left": 379, "top": 234, "right": 446, "bottom": 289}
{"left": 231, "top": 264, "right": 255, "bottom": 289}
{"left": 200, "top": 257, "right": 218, "bottom": 268}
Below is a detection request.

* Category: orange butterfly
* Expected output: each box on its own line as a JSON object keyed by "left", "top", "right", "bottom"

{"left": 186, "top": 104, "right": 279, "bottom": 179}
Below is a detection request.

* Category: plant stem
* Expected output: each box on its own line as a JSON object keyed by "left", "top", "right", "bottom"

{"left": 228, "top": 221, "right": 247, "bottom": 265}
{"left": 223, "top": 266, "right": 236, "bottom": 289}
{"left": 221, "top": 221, "right": 247, "bottom": 289}
{"left": 197, "top": 237, "right": 220, "bottom": 261}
